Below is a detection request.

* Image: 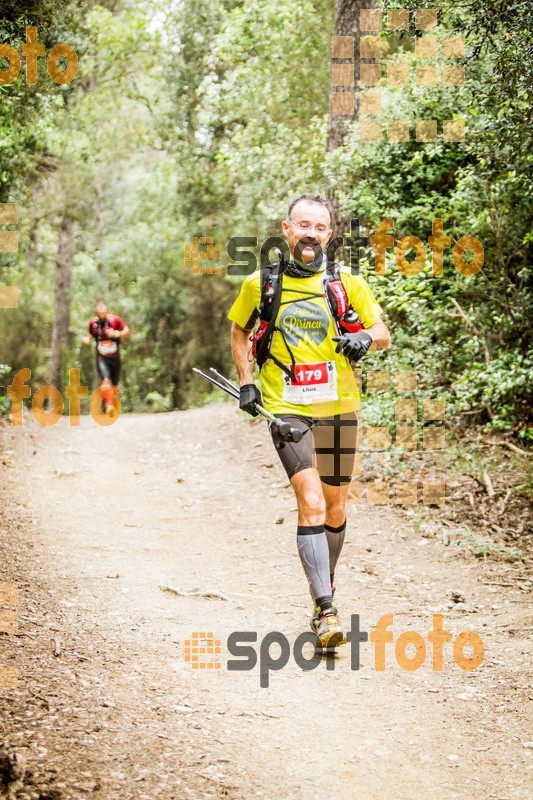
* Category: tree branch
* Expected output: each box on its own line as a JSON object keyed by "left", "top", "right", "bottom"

{"left": 450, "top": 297, "right": 491, "bottom": 367}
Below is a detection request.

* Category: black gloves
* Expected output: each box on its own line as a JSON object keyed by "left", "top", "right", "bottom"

{"left": 239, "top": 383, "right": 262, "bottom": 416}
{"left": 332, "top": 331, "right": 373, "bottom": 363}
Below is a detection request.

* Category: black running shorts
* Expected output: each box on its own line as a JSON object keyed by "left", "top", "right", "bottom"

{"left": 270, "top": 413, "right": 358, "bottom": 486}
{"left": 96, "top": 354, "right": 121, "bottom": 385}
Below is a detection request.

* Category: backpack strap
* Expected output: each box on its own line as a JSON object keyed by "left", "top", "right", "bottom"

{"left": 93, "top": 317, "right": 106, "bottom": 342}
{"left": 252, "top": 261, "right": 298, "bottom": 380}
{"left": 324, "top": 263, "right": 349, "bottom": 315}
{"left": 324, "top": 262, "right": 362, "bottom": 334}
{"left": 254, "top": 262, "right": 284, "bottom": 369}
{"left": 259, "top": 262, "right": 282, "bottom": 323}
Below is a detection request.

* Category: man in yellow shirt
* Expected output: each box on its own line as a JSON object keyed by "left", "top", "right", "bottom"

{"left": 228, "top": 194, "right": 390, "bottom": 649}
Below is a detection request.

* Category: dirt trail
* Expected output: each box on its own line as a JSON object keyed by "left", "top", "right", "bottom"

{"left": 0, "top": 406, "right": 531, "bottom": 799}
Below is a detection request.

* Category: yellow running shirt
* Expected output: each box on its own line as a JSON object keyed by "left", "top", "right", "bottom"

{"left": 228, "top": 265, "right": 384, "bottom": 418}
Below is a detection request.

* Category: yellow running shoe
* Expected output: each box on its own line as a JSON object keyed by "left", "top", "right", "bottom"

{"left": 310, "top": 606, "right": 347, "bottom": 650}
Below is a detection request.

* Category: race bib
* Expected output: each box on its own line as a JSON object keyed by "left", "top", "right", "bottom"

{"left": 282, "top": 361, "right": 338, "bottom": 403}
{"left": 97, "top": 340, "right": 118, "bottom": 356}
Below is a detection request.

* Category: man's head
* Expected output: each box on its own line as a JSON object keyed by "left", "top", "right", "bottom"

{"left": 95, "top": 301, "right": 108, "bottom": 321}
{"left": 282, "top": 194, "right": 332, "bottom": 269}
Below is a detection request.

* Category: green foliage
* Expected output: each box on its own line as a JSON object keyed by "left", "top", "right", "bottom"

{"left": 0, "top": 0, "right": 530, "bottom": 439}
{"left": 0, "top": 0, "right": 87, "bottom": 199}
{"left": 448, "top": 526, "right": 523, "bottom": 562}
{"left": 328, "top": 1, "right": 532, "bottom": 435}
{"left": 0, "top": 364, "right": 11, "bottom": 415}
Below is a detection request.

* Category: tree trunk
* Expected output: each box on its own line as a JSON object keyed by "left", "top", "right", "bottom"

{"left": 327, "top": 0, "right": 378, "bottom": 237}
{"left": 50, "top": 213, "right": 76, "bottom": 391}
{"left": 26, "top": 201, "right": 39, "bottom": 272}
{"left": 94, "top": 176, "right": 108, "bottom": 292}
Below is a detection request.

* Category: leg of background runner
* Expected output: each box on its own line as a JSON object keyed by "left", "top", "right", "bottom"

{"left": 291, "top": 468, "right": 333, "bottom": 609}
{"left": 108, "top": 384, "right": 120, "bottom": 416}
{"left": 110, "top": 352, "right": 122, "bottom": 415}
{"left": 96, "top": 355, "right": 114, "bottom": 409}
{"left": 100, "top": 378, "right": 113, "bottom": 408}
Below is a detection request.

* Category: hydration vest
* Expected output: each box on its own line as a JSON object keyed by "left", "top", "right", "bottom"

{"left": 93, "top": 317, "right": 110, "bottom": 343}
{"left": 92, "top": 316, "right": 120, "bottom": 357}
{"left": 251, "top": 259, "right": 362, "bottom": 380}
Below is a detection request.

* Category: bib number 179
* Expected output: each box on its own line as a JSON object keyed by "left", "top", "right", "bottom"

{"left": 292, "top": 363, "right": 328, "bottom": 386}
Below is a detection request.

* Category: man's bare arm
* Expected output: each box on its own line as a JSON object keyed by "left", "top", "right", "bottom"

{"left": 231, "top": 322, "right": 255, "bottom": 385}
{"left": 106, "top": 325, "right": 130, "bottom": 340}
{"left": 365, "top": 320, "right": 391, "bottom": 351}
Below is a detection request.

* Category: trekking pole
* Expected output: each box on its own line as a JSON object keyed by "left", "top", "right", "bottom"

{"left": 192, "top": 367, "right": 303, "bottom": 444}
{"left": 208, "top": 368, "right": 241, "bottom": 395}
{"left": 209, "top": 369, "right": 303, "bottom": 443}
{"left": 192, "top": 368, "right": 239, "bottom": 399}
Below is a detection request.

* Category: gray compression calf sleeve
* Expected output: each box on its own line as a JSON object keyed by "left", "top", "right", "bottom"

{"left": 325, "top": 519, "right": 346, "bottom": 585}
{"left": 297, "top": 525, "right": 333, "bottom": 607}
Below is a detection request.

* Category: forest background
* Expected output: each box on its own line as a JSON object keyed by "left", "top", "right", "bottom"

{"left": 0, "top": 0, "right": 531, "bottom": 445}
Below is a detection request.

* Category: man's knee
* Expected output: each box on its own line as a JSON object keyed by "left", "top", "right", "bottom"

{"left": 299, "top": 487, "right": 326, "bottom": 517}
{"left": 324, "top": 483, "right": 349, "bottom": 525}
{"left": 326, "top": 499, "right": 345, "bottom": 517}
